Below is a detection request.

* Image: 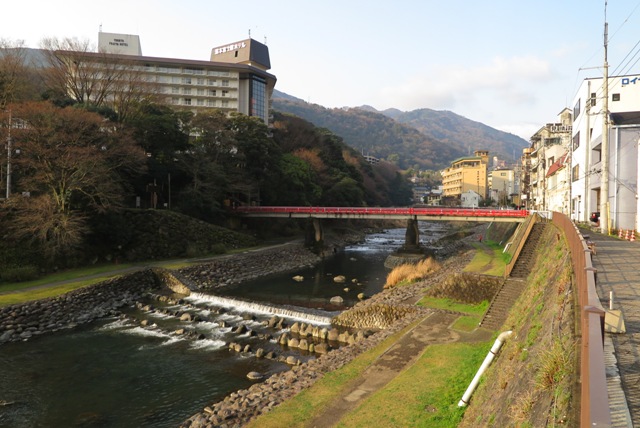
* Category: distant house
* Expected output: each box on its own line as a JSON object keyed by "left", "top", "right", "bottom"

{"left": 460, "top": 190, "right": 482, "bottom": 208}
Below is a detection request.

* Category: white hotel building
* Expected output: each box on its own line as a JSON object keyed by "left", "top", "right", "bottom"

{"left": 570, "top": 74, "right": 640, "bottom": 231}
{"left": 83, "top": 32, "right": 277, "bottom": 124}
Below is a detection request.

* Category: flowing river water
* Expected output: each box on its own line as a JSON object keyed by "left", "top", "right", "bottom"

{"left": 0, "top": 223, "right": 449, "bottom": 428}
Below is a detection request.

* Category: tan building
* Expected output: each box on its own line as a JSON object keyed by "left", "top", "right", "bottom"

{"left": 489, "top": 168, "right": 516, "bottom": 206}
{"left": 441, "top": 150, "right": 489, "bottom": 199}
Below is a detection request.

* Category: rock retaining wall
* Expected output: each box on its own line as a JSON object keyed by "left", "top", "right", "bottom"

{"left": 0, "top": 270, "right": 160, "bottom": 344}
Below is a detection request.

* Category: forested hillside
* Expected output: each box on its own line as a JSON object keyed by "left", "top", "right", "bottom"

{"left": 273, "top": 90, "right": 529, "bottom": 169}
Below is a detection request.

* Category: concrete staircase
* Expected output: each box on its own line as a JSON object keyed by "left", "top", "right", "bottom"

{"left": 479, "top": 279, "right": 526, "bottom": 330}
{"left": 479, "top": 223, "right": 547, "bottom": 330}
{"left": 508, "top": 223, "right": 546, "bottom": 278}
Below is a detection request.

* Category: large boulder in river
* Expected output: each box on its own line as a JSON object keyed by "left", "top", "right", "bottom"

{"left": 333, "top": 275, "right": 346, "bottom": 283}
{"left": 330, "top": 296, "right": 344, "bottom": 304}
{"left": 247, "top": 371, "right": 263, "bottom": 380}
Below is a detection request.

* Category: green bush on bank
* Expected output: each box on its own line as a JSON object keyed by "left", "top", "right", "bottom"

{"left": 1, "top": 265, "right": 39, "bottom": 283}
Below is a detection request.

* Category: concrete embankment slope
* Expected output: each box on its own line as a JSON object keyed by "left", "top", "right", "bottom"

{"left": 458, "top": 222, "right": 578, "bottom": 427}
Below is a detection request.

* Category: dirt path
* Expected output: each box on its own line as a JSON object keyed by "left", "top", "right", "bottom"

{"left": 306, "top": 311, "right": 492, "bottom": 428}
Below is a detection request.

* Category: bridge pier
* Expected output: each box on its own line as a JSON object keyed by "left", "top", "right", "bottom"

{"left": 403, "top": 218, "right": 421, "bottom": 251}
{"left": 305, "top": 218, "right": 324, "bottom": 253}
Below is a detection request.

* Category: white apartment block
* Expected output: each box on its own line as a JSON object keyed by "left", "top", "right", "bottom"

{"left": 570, "top": 75, "right": 640, "bottom": 231}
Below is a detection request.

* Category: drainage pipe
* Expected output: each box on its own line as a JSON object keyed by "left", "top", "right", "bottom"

{"left": 458, "top": 330, "right": 513, "bottom": 407}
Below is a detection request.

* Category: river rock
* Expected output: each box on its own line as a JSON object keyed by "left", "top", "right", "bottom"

{"left": 292, "top": 275, "right": 304, "bottom": 282}
{"left": 180, "top": 313, "right": 192, "bottom": 322}
{"left": 330, "top": 296, "right": 344, "bottom": 304}
{"left": 247, "top": 371, "right": 263, "bottom": 380}
{"left": 333, "top": 275, "right": 346, "bottom": 283}
{"left": 290, "top": 322, "right": 300, "bottom": 334}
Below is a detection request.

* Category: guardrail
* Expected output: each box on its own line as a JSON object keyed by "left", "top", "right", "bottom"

{"left": 552, "top": 212, "right": 610, "bottom": 427}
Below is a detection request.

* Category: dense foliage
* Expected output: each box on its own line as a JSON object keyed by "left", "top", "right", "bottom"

{"left": 0, "top": 41, "right": 413, "bottom": 274}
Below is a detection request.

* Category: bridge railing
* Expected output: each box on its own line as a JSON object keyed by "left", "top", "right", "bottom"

{"left": 233, "top": 206, "right": 530, "bottom": 218}
{"left": 552, "top": 212, "right": 610, "bottom": 427}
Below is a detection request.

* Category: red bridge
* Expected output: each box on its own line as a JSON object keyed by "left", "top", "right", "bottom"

{"left": 233, "top": 206, "right": 530, "bottom": 223}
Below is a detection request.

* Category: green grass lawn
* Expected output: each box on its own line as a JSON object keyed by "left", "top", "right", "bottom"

{"left": 336, "top": 342, "right": 489, "bottom": 428}
{"left": 463, "top": 242, "right": 508, "bottom": 276}
{"left": 246, "top": 335, "right": 490, "bottom": 428}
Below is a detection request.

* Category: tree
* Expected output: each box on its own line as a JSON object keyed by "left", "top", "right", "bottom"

{"left": 40, "top": 37, "right": 160, "bottom": 120}
{"left": 0, "top": 39, "right": 40, "bottom": 107}
{"left": 0, "top": 102, "right": 146, "bottom": 264}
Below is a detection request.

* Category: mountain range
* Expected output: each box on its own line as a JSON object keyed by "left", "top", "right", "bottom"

{"left": 272, "top": 89, "right": 529, "bottom": 171}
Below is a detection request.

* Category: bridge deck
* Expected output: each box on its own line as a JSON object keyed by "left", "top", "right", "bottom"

{"left": 233, "top": 206, "right": 529, "bottom": 223}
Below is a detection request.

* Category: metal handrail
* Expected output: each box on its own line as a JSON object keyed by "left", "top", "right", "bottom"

{"left": 552, "top": 212, "right": 610, "bottom": 427}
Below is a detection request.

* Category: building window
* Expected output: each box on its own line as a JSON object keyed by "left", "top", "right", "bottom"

{"left": 183, "top": 77, "right": 192, "bottom": 84}
{"left": 209, "top": 89, "right": 216, "bottom": 96}
{"left": 197, "top": 89, "right": 204, "bottom": 95}
{"left": 221, "top": 80, "right": 229, "bottom": 87}
{"left": 171, "top": 87, "right": 179, "bottom": 94}
{"left": 207, "top": 100, "right": 215, "bottom": 107}
{"left": 197, "top": 99, "right": 204, "bottom": 106}
{"left": 572, "top": 131, "right": 580, "bottom": 151}
{"left": 222, "top": 90, "right": 229, "bottom": 97}
{"left": 590, "top": 92, "right": 596, "bottom": 107}
{"left": 183, "top": 88, "right": 191, "bottom": 95}
{"left": 612, "top": 93, "right": 620, "bottom": 101}
{"left": 572, "top": 164, "right": 579, "bottom": 182}
{"left": 592, "top": 144, "right": 602, "bottom": 164}
{"left": 197, "top": 78, "right": 205, "bottom": 85}
{"left": 573, "top": 99, "right": 581, "bottom": 118}
{"left": 184, "top": 98, "right": 191, "bottom": 105}
{"left": 221, "top": 100, "right": 229, "bottom": 108}
{"left": 249, "top": 75, "right": 267, "bottom": 121}
{"left": 208, "top": 79, "right": 216, "bottom": 86}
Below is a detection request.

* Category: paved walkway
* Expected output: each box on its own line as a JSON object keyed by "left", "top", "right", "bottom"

{"left": 584, "top": 231, "right": 639, "bottom": 427}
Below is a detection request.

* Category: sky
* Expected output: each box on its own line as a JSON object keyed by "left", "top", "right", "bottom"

{"left": 3, "top": 0, "right": 640, "bottom": 140}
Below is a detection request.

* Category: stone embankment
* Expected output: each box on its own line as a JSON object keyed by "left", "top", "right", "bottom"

{"left": 0, "top": 270, "right": 159, "bottom": 344}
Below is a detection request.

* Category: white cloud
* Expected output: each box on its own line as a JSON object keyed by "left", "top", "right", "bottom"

{"left": 378, "top": 55, "right": 554, "bottom": 112}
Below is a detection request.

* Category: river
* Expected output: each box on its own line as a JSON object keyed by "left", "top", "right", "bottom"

{"left": 0, "top": 223, "right": 449, "bottom": 428}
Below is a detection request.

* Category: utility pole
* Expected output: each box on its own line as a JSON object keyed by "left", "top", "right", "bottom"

{"left": 5, "top": 109, "right": 11, "bottom": 200}
{"left": 600, "top": 2, "right": 610, "bottom": 234}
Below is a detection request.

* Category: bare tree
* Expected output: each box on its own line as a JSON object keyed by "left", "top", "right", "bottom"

{"left": 40, "top": 37, "right": 161, "bottom": 121}
{"left": 0, "top": 39, "right": 37, "bottom": 107}
{"left": 0, "top": 102, "right": 146, "bottom": 262}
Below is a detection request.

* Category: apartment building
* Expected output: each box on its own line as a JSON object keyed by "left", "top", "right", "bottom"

{"left": 570, "top": 74, "right": 640, "bottom": 230}
{"left": 528, "top": 109, "right": 572, "bottom": 213}
{"left": 441, "top": 150, "right": 489, "bottom": 200}
{"left": 489, "top": 168, "right": 515, "bottom": 206}
{"left": 61, "top": 32, "right": 277, "bottom": 124}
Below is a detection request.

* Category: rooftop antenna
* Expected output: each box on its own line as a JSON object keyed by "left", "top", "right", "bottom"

{"left": 99, "top": 24, "right": 102, "bottom": 33}
{"left": 248, "top": 29, "right": 251, "bottom": 38}
{"left": 264, "top": 36, "right": 267, "bottom": 45}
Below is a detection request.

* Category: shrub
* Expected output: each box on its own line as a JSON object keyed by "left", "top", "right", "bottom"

{"left": 1, "top": 265, "right": 40, "bottom": 283}
{"left": 384, "top": 257, "right": 440, "bottom": 288}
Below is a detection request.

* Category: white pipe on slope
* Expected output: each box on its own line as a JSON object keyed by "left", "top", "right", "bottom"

{"left": 458, "top": 330, "right": 513, "bottom": 407}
